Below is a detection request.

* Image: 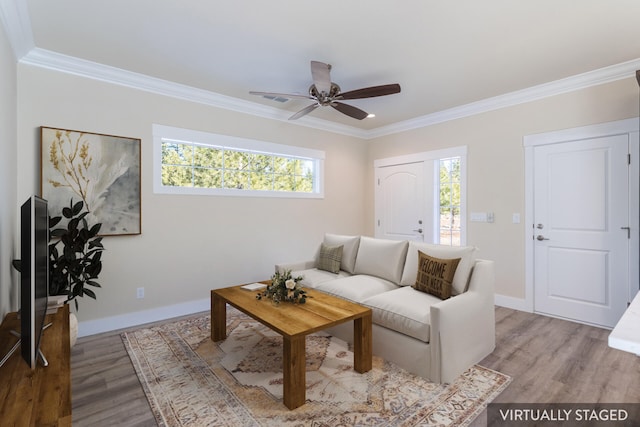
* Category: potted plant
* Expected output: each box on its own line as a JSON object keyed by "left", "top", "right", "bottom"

{"left": 50, "top": 199, "right": 105, "bottom": 347}
{"left": 48, "top": 199, "right": 105, "bottom": 310}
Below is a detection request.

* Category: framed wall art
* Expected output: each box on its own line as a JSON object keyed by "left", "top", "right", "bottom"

{"left": 41, "top": 127, "right": 141, "bottom": 235}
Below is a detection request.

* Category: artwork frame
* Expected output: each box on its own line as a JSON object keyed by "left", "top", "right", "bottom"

{"left": 40, "top": 127, "right": 141, "bottom": 236}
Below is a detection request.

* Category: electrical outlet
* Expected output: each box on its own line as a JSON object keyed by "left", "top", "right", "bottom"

{"left": 136, "top": 287, "right": 144, "bottom": 299}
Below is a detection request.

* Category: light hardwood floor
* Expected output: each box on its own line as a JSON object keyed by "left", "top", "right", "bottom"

{"left": 70, "top": 307, "right": 640, "bottom": 426}
{"left": 468, "top": 308, "right": 640, "bottom": 427}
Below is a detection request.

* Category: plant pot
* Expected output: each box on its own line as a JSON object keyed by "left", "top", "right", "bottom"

{"left": 69, "top": 312, "right": 78, "bottom": 348}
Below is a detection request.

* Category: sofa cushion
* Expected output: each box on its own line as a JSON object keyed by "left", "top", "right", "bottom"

{"left": 317, "top": 243, "right": 343, "bottom": 273}
{"left": 292, "top": 268, "right": 351, "bottom": 289}
{"left": 315, "top": 275, "right": 399, "bottom": 304}
{"left": 354, "top": 237, "right": 409, "bottom": 284}
{"left": 363, "top": 286, "right": 441, "bottom": 343}
{"left": 323, "top": 234, "right": 360, "bottom": 274}
{"left": 413, "top": 251, "right": 460, "bottom": 300}
{"left": 401, "top": 242, "right": 477, "bottom": 295}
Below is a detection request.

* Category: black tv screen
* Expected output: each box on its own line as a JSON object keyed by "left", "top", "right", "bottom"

{"left": 20, "top": 195, "right": 49, "bottom": 369}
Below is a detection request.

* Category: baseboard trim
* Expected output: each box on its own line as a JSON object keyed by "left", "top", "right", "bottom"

{"left": 79, "top": 293, "right": 532, "bottom": 337}
{"left": 494, "top": 294, "right": 532, "bottom": 312}
{"left": 77, "top": 298, "right": 210, "bottom": 337}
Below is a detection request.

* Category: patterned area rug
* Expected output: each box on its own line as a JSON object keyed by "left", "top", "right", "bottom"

{"left": 122, "top": 307, "right": 510, "bottom": 426}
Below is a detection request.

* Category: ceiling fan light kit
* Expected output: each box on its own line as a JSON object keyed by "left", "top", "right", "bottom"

{"left": 250, "top": 61, "right": 401, "bottom": 121}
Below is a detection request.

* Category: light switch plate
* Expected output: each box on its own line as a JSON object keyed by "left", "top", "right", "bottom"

{"left": 470, "top": 212, "right": 488, "bottom": 222}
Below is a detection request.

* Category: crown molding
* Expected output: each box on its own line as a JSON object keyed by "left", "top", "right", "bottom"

{"left": 19, "top": 48, "right": 369, "bottom": 139}
{"left": 0, "top": 0, "right": 34, "bottom": 59}
{"left": 14, "top": 45, "right": 640, "bottom": 140}
{"left": 367, "top": 58, "right": 640, "bottom": 139}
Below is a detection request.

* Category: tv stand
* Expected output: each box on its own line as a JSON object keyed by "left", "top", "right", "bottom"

{"left": 0, "top": 305, "right": 71, "bottom": 425}
{"left": 0, "top": 331, "right": 20, "bottom": 368}
{"left": 0, "top": 321, "right": 52, "bottom": 368}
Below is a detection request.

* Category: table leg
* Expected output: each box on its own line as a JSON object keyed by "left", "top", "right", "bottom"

{"left": 211, "top": 292, "right": 227, "bottom": 342}
{"left": 353, "top": 312, "right": 372, "bottom": 373}
{"left": 283, "top": 335, "right": 306, "bottom": 409}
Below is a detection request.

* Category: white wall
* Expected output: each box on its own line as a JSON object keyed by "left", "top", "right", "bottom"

{"left": 366, "top": 77, "right": 640, "bottom": 302}
{"left": 17, "top": 65, "right": 368, "bottom": 328}
{"left": 0, "top": 19, "right": 17, "bottom": 319}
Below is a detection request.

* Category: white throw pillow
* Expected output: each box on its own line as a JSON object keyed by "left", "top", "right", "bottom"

{"left": 400, "top": 241, "right": 477, "bottom": 295}
{"left": 323, "top": 234, "right": 361, "bottom": 274}
{"left": 353, "top": 237, "right": 408, "bottom": 284}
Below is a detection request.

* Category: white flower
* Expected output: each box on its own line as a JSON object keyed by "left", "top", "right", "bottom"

{"left": 285, "top": 279, "right": 296, "bottom": 290}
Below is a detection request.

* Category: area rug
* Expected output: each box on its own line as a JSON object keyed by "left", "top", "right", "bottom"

{"left": 122, "top": 307, "right": 510, "bottom": 426}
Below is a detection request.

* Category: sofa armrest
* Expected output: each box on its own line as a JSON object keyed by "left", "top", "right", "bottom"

{"left": 429, "top": 259, "right": 496, "bottom": 383}
{"left": 275, "top": 260, "right": 317, "bottom": 274}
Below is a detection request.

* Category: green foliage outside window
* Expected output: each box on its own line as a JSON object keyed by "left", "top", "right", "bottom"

{"left": 439, "top": 157, "right": 461, "bottom": 246}
{"left": 161, "top": 141, "right": 315, "bottom": 193}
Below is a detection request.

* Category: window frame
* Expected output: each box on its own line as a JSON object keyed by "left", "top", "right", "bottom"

{"left": 153, "top": 124, "right": 325, "bottom": 198}
{"left": 427, "top": 148, "right": 466, "bottom": 246}
{"left": 436, "top": 156, "right": 464, "bottom": 246}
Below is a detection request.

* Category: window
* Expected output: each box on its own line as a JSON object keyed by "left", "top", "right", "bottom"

{"left": 153, "top": 125, "right": 324, "bottom": 198}
{"left": 161, "top": 142, "right": 315, "bottom": 192}
{"left": 438, "top": 157, "right": 461, "bottom": 246}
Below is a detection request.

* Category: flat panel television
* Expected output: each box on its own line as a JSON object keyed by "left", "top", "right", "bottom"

{"left": 20, "top": 195, "right": 49, "bottom": 369}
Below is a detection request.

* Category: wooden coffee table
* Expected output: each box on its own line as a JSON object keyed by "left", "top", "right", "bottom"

{"left": 211, "top": 283, "right": 372, "bottom": 409}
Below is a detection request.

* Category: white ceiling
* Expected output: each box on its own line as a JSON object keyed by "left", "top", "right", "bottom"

{"left": 4, "top": 1, "right": 640, "bottom": 136}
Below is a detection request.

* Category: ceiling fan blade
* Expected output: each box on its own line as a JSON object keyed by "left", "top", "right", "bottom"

{"left": 289, "top": 103, "right": 320, "bottom": 120}
{"left": 310, "top": 61, "right": 332, "bottom": 95}
{"left": 330, "top": 102, "right": 369, "bottom": 120}
{"left": 249, "top": 91, "right": 313, "bottom": 101}
{"left": 338, "top": 83, "right": 401, "bottom": 100}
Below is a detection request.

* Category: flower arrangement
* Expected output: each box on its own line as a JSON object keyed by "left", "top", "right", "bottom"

{"left": 256, "top": 270, "right": 308, "bottom": 304}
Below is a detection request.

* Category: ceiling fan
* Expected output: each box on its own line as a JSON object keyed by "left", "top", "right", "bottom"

{"left": 250, "top": 61, "right": 401, "bottom": 121}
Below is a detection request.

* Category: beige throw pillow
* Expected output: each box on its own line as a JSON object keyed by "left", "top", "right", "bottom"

{"left": 353, "top": 237, "right": 409, "bottom": 284}
{"left": 323, "top": 234, "right": 360, "bottom": 274}
{"left": 317, "top": 243, "right": 344, "bottom": 274}
{"left": 412, "top": 251, "right": 461, "bottom": 300}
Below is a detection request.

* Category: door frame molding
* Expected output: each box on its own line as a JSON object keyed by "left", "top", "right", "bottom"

{"left": 523, "top": 118, "right": 639, "bottom": 313}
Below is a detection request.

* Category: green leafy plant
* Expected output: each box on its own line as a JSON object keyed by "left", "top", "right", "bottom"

{"left": 256, "top": 270, "right": 307, "bottom": 304}
{"left": 49, "top": 199, "right": 105, "bottom": 310}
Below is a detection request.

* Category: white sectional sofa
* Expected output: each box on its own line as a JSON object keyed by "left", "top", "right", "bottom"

{"left": 275, "top": 233, "right": 496, "bottom": 384}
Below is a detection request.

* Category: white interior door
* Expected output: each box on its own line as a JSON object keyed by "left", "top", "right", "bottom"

{"left": 375, "top": 162, "right": 429, "bottom": 241}
{"left": 533, "top": 134, "right": 630, "bottom": 328}
{"left": 630, "top": 131, "right": 640, "bottom": 303}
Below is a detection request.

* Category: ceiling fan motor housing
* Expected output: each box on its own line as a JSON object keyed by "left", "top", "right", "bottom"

{"left": 309, "top": 83, "right": 341, "bottom": 105}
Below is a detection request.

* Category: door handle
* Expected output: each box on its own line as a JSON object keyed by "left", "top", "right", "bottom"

{"left": 536, "top": 235, "right": 549, "bottom": 241}
{"left": 621, "top": 226, "right": 631, "bottom": 238}
{"left": 412, "top": 228, "right": 423, "bottom": 233}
